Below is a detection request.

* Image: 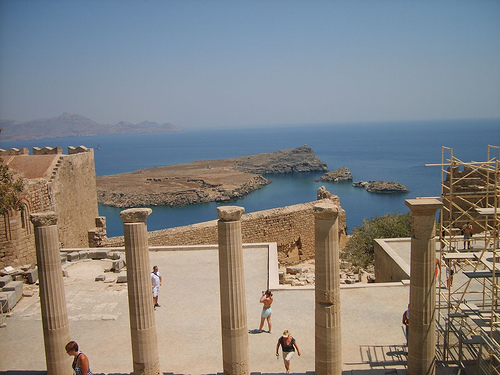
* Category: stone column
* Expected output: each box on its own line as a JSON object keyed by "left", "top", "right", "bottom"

{"left": 314, "top": 202, "right": 342, "bottom": 375}
{"left": 120, "top": 208, "right": 160, "bottom": 375}
{"left": 30, "top": 211, "right": 71, "bottom": 375}
{"left": 405, "top": 198, "right": 442, "bottom": 375}
{"left": 217, "top": 206, "right": 249, "bottom": 375}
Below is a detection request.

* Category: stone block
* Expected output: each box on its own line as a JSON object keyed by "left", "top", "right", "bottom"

{"left": 112, "top": 259, "right": 125, "bottom": 272}
{"left": 60, "top": 253, "right": 67, "bottom": 263}
{"left": 89, "top": 250, "right": 109, "bottom": 259}
{"left": 3, "top": 280, "right": 23, "bottom": 304}
{"left": 116, "top": 275, "right": 127, "bottom": 283}
{"left": 286, "top": 266, "right": 303, "bottom": 275}
{"left": 26, "top": 268, "right": 38, "bottom": 284}
{"left": 67, "top": 251, "right": 80, "bottom": 262}
{"left": 95, "top": 216, "right": 106, "bottom": 228}
{"left": 79, "top": 251, "right": 89, "bottom": 260}
{"left": 0, "top": 275, "right": 12, "bottom": 288}
{"left": 95, "top": 274, "right": 106, "bottom": 282}
{"left": 107, "top": 252, "right": 121, "bottom": 260}
{"left": 0, "top": 291, "right": 17, "bottom": 312}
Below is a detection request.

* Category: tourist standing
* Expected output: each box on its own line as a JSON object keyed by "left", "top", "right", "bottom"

{"left": 151, "top": 265, "right": 162, "bottom": 308}
{"left": 446, "top": 259, "right": 457, "bottom": 289}
{"left": 402, "top": 305, "right": 409, "bottom": 346}
{"left": 66, "top": 341, "right": 92, "bottom": 375}
{"left": 462, "top": 222, "right": 473, "bottom": 249}
{"left": 276, "top": 330, "right": 301, "bottom": 373}
{"left": 258, "top": 289, "right": 273, "bottom": 333}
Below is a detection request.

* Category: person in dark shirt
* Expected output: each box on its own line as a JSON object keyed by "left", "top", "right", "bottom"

{"left": 66, "top": 341, "right": 92, "bottom": 375}
{"left": 402, "top": 305, "right": 409, "bottom": 346}
{"left": 275, "top": 330, "right": 301, "bottom": 373}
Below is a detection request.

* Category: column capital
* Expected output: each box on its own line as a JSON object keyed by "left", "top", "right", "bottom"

{"left": 217, "top": 206, "right": 244, "bottom": 221}
{"left": 30, "top": 211, "right": 58, "bottom": 227}
{"left": 313, "top": 202, "right": 339, "bottom": 220}
{"left": 405, "top": 198, "right": 442, "bottom": 215}
{"left": 119, "top": 208, "right": 152, "bottom": 223}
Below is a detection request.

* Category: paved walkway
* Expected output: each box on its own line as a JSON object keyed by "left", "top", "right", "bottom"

{"left": 0, "top": 245, "right": 411, "bottom": 374}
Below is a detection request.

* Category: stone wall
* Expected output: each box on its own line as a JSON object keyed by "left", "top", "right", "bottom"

{"left": 0, "top": 179, "right": 50, "bottom": 268}
{"left": 0, "top": 147, "right": 99, "bottom": 268}
{"left": 105, "top": 197, "right": 347, "bottom": 263}
{"left": 374, "top": 238, "right": 410, "bottom": 282}
{"left": 51, "top": 147, "right": 99, "bottom": 248}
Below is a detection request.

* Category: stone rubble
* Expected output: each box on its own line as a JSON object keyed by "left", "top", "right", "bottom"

{"left": 279, "top": 259, "right": 375, "bottom": 286}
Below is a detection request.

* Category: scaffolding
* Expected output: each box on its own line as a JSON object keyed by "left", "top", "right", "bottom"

{"left": 431, "top": 145, "right": 500, "bottom": 374}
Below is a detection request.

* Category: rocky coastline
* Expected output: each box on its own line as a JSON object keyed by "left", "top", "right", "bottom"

{"left": 97, "top": 145, "right": 327, "bottom": 208}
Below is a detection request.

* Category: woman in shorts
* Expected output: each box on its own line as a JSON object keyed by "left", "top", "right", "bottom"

{"left": 258, "top": 289, "right": 273, "bottom": 333}
{"left": 276, "top": 330, "right": 301, "bottom": 373}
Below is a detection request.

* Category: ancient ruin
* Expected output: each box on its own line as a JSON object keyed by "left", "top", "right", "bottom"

{"left": 0, "top": 144, "right": 499, "bottom": 374}
{"left": 0, "top": 146, "right": 102, "bottom": 268}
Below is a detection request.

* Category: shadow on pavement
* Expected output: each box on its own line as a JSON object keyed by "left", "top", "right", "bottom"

{"left": 358, "top": 344, "right": 408, "bottom": 368}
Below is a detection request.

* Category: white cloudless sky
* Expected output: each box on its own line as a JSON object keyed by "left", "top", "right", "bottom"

{"left": 0, "top": 0, "right": 499, "bottom": 129}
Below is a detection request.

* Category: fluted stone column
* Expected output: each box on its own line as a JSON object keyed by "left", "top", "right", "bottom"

{"left": 120, "top": 208, "right": 160, "bottom": 375}
{"left": 217, "top": 206, "right": 249, "bottom": 375}
{"left": 314, "top": 202, "right": 342, "bottom": 375}
{"left": 30, "top": 211, "right": 71, "bottom": 375}
{"left": 405, "top": 198, "right": 442, "bottom": 375}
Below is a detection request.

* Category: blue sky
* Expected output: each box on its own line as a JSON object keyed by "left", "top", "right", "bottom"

{"left": 0, "top": 0, "right": 499, "bottom": 129}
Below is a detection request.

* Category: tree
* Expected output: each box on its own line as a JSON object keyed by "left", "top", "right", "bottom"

{"left": 341, "top": 212, "right": 412, "bottom": 268}
{"left": 0, "top": 159, "right": 24, "bottom": 215}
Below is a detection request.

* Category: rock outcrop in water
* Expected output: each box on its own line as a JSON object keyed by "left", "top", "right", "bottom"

{"left": 353, "top": 180, "right": 409, "bottom": 193}
{"left": 97, "top": 145, "right": 327, "bottom": 208}
{"left": 315, "top": 167, "right": 353, "bottom": 182}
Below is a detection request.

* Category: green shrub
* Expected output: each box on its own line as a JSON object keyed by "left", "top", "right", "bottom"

{"left": 342, "top": 212, "right": 412, "bottom": 268}
{"left": 0, "top": 161, "right": 24, "bottom": 215}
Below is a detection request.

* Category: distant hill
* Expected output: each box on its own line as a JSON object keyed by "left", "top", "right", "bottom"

{"left": 0, "top": 113, "right": 179, "bottom": 141}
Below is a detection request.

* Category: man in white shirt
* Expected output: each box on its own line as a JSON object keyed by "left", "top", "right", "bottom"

{"left": 151, "top": 265, "right": 162, "bottom": 308}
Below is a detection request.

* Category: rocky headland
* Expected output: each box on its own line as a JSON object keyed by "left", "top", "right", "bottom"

{"left": 353, "top": 180, "right": 409, "bottom": 193}
{"left": 315, "top": 167, "right": 353, "bottom": 182}
{"left": 97, "top": 145, "right": 328, "bottom": 208}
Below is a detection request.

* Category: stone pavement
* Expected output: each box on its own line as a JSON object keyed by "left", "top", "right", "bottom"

{"left": 0, "top": 245, "right": 411, "bottom": 374}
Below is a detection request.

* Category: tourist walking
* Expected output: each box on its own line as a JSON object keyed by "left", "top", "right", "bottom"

{"left": 462, "top": 222, "right": 473, "bottom": 249}
{"left": 276, "top": 330, "right": 301, "bottom": 373}
{"left": 151, "top": 265, "right": 162, "bottom": 308}
{"left": 66, "top": 341, "right": 92, "bottom": 375}
{"left": 258, "top": 289, "right": 273, "bottom": 333}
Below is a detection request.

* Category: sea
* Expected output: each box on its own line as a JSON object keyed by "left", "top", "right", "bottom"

{"left": 1, "top": 118, "right": 499, "bottom": 237}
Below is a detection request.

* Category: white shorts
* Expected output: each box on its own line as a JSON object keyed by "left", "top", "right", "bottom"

{"left": 152, "top": 286, "right": 160, "bottom": 298}
{"left": 283, "top": 351, "right": 295, "bottom": 363}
